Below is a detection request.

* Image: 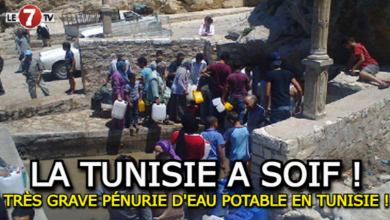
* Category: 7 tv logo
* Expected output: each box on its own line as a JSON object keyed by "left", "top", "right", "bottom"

{"left": 6, "top": 5, "right": 55, "bottom": 29}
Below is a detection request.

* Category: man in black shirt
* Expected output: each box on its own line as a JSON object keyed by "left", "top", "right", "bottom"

{"left": 265, "top": 52, "right": 302, "bottom": 124}
{"left": 167, "top": 53, "right": 184, "bottom": 88}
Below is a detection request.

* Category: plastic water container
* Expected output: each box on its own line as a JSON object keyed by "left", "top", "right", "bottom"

{"left": 233, "top": 209, "right": 254, "bottom": 219}
{"left": 212, "top": 98, "right": 222, "bottom": 106}
{"left": 193, "top": 90, "right": 204, "bottom": 104}
{"left": 224, "top": 102, "right": 233, "bottom": 111}
{"left": 0, "top": 171, "right": 25, "bottom": 196}
{"left": 207, "top": 177, "right": 229, "bottom": 217}
{"left": 111, "top": 100, "right": 128, "bottom": 120}
{"left": 225, "top": 209, "right": 253, "bottom": 220}
{"left": 138, "top": 100, "right": 146, "bottom": 112}
{"left": 186, "top": 85, "right": 197, "bottom": 101}
{"left": 216, "top": 104, "right": 225, "bottom": 113}
{"left": 152, "top": 103, "right": 167, "bottom": 121}
{"left": 249, "top": 207, "right": 267, "bottom": 220}
{"left": 225, "top": 213, "right": 247, "bottom": 220}
{"left": 207, "top": 215, "right": 224, "bottom": 220}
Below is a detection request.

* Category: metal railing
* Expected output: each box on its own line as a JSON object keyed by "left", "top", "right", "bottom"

{"left": 112, "top": 15, "right": 172, "bottom": 38}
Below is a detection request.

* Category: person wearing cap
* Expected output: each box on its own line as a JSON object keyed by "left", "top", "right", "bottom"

{"left": 22, "top": 50, "right": 51, "bottom": 99}
{"left": 265, "top": 52, "right": 302, "bottom": 124}
{"left": 15, "top": 28, "right": 31, "bottom": 73}
{"left": 125, "top": 72, "right": 142, "bottom": 130}
{"left": 103, "top": 54, "right": 133, "bottom": 86}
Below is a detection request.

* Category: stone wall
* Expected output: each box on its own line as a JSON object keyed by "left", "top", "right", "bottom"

{"left": 79, "top": 38, "right": 213, "bottom": 96}
{"left": 250, "top": 85, "right": 390, "bottom": 191}
{"left": 0, "top": 94, "right": 88, "bottom": 122}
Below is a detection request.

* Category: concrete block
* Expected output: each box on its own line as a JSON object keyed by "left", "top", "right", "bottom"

{"left": 250, "top": 162, "right": 261, "bottom": 175}
{"left": 252, "top": 128, "right": 281, "bottom": 151}
{"left": 280, "top": 139, "right": 298, "bottom": 157}
{"left": 251, "top": 142, "right": 263, "bottom": 157}
{"left": 251, "top": 173, "right": 263, "bottom": 191}
{"left": 153, "top": 38, "right": 173, "bottom": 45}
{"left": 263, "top": 148, "right": 272, "bottom": 160}
{"left": 272, "top": 152, "right": 287, "bottom": 162}
{"left": 180, "top": 38, "right": 197, "bottom": 44}
{"left": 134, "top": 39, "right": 148, "bottom": 44}
{"left": 251, "top": 154, "right": 265, "bottom": 166}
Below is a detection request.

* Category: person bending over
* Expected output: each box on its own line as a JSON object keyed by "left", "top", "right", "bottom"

{"left": 342, "top": 36, "right": 390, "bottom": 89}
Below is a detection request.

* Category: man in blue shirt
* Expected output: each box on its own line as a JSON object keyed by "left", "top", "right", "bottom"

{"left": 224, "top": 112, "right": 250, "bottom": 171}
{"left": 138, "top": 57, "right": 153, "bottom": 124}
{"left": 190, "top": 53, "right": 207, "bottom": 86}
{"left": 201, "top": 116, "right": 226, "bottom": 170}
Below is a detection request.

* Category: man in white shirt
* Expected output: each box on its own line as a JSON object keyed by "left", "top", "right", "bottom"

{"left": 190, "top": 53, "right": 207, "bottom": 86}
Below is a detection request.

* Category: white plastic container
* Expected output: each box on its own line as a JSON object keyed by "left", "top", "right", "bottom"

{"left": 152, "top": 103, "right": 167, "bottom": 121}
{"left": 0, "top": 171, "right": 25, "bottom": 196}
{"left": 212, "top": 98, "right": 222, "bottom": 106}
{"left": 216, "top": 104, "right": 225, "bottom": 113}
{"left": 207, "top": 215, "right": 224, "bottom": 220}
{"left": 186, "top": 85, "right": 197, "bottom": 101}
{"left": 111, "top": 100, "right": 128, "bottom": 120}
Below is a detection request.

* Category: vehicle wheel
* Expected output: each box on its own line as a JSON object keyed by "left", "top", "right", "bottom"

{"left": 52, "top": 62, "right": 68, "bottom": 79}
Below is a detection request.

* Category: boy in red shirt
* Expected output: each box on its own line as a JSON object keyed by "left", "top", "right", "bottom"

{"left": 342, "top": 36, "right": 390, "bottom": 89}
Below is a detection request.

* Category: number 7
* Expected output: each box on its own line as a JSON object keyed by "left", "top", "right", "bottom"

{"left": 23, "top": 9, "right": 36, "bottom": 26}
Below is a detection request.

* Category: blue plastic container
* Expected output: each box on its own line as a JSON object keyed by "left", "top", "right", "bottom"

{"left": 225, "top": 209, "right": 253, "bottom": 220}
{"left": 207, "top": 177, "right": 229, "bottom": 217}
{"left": 224, "top": 213, "right": 247, "bottom": 220}
{"left": 248, "top": 206, "right": 267, "bottom": 220}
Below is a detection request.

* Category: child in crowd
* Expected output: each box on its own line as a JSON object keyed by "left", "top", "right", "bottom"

{"left": 138, "top": 57, "right": 153, "bottom": 124}
{"left": 199, "top": 16, "right": 215, "bottom": 36}
{"left": 150, "top": 50, "right": 166, "bottom": 73}
{"left": 201, "top": 116, "right": 226, "bottom": 170}
{"left": 342, "top": 36, "right": 390, "bottom": 89}
{"left": 63, "top": 42, "right": 76, "bottom": 95}
{"left": 125, "top": 73, "right": 142, "bottom": 130}
{"left": 224, "top": 112, "right": 250, "bottom": 171}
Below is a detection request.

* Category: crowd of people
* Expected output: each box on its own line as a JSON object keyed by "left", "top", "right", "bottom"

{"left": 108, "top": 49, "right": 303, "bottom": 131}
